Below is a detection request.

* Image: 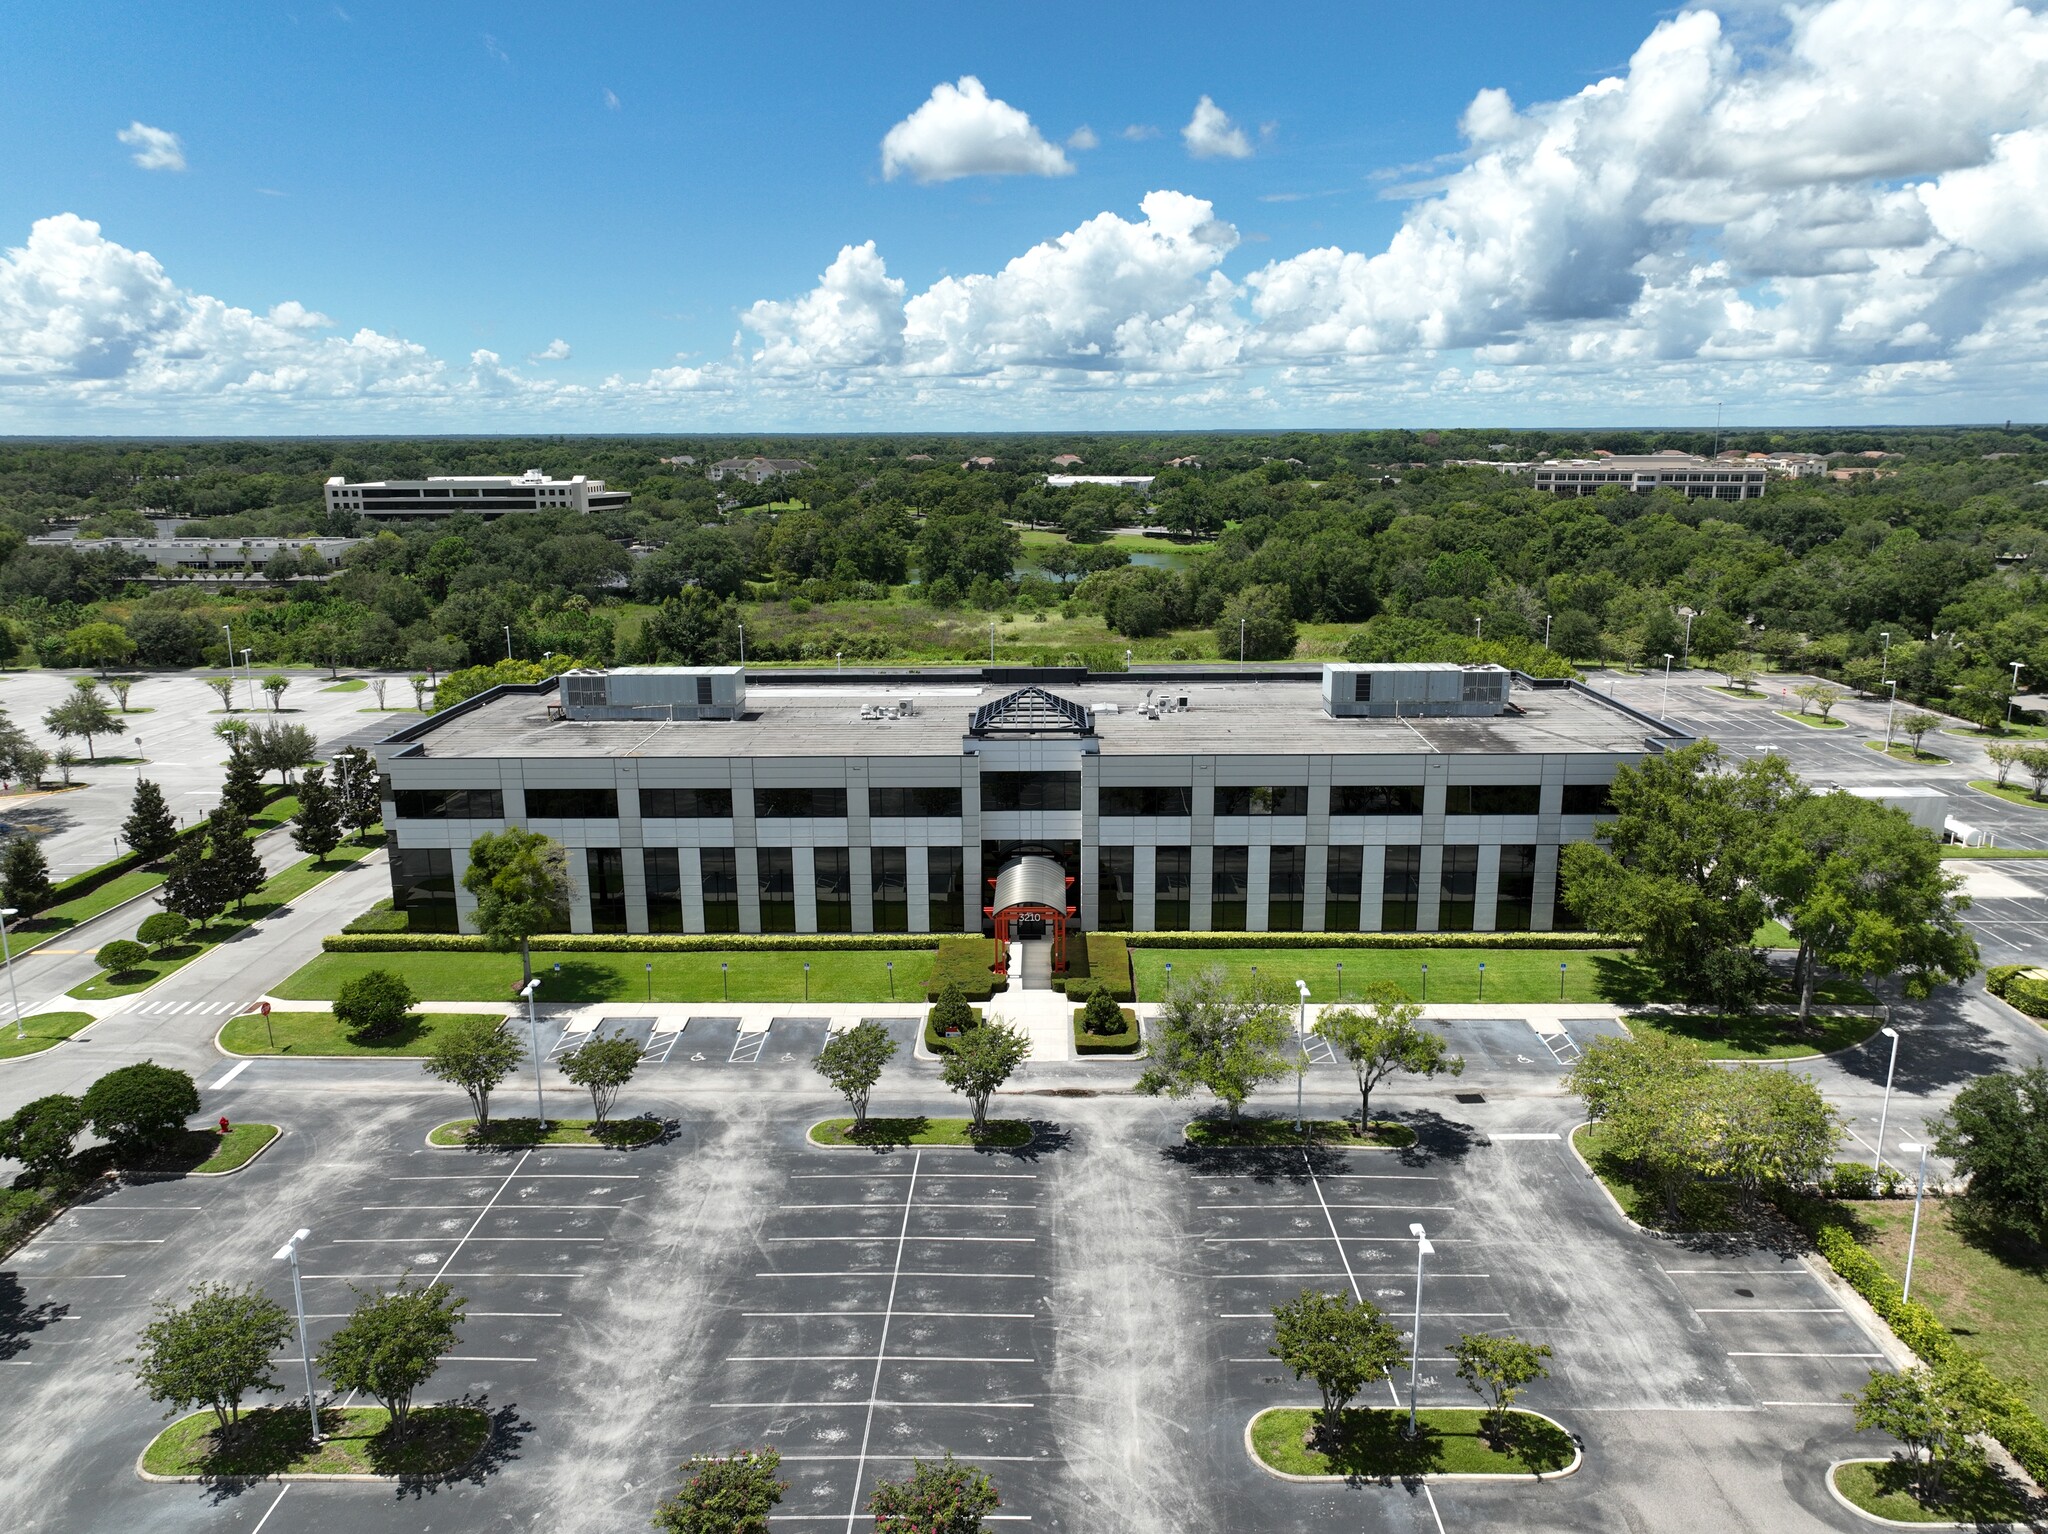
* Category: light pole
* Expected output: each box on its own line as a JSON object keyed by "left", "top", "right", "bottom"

{"left": 504, "top": 625, "right": 514, "bottom": 662}
{"left": 2008, "top": 660, "right": 2026, "bottom": 724}
{"left": 1880, "top": 631, "right": 1891, "bottom": 684}
{"left": 1, "top": 907, "right": 21, "bottom": 1041}
{"left": 1872, "top": 1026, "right": 1900, "bottom": 1173}
{"left": 1899, "top": 1140, "right": 1930, "bottom": 1300}
{"left": 1405, "top": 1222, "right": 1434, "bottom": 1438}
{"left": 1884, "top": 680, "right": 1899, "bottom": 751}
{"left": 989, "top": 621, "right": 996, "bottom": 665}
{"left": 521, "top": 977, "right": 545, "bottom": 1127}
{"left": 1294, "top": 979, "right": 1309, "bottom": 1133}
{"left": 240, "top": 647, "right": 255, "bottom": 711}
{"left": 1474, "top": 615, "right": 1482, "bottom": 640}
{"left": 737, "top": 623, "right": 745, "bottom": 668}
{"left": 220, "top": 623, "right": 233, "bottom": 704}
{"left": 1542, "top": 613, "right": 1552, "bottom": 650}
{"left": 1660, "top": 653, "right": 1675, "bottom": 718}
{"left": 1678, "top": 607, "right": 1696, "bottom": 670}
{"left": 1239, "top": 618, "right": 1247, "bottom": 668}
{"left": 273, "top": 1227, "right": 320, "bottom": 1444}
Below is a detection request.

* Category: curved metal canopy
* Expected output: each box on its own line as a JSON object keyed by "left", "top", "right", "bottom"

{"left": 992, "top": 854, "right": 1067, "bottom": 913}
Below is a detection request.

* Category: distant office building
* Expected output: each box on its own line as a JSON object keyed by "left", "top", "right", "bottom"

{"left": 31, "top": 533, "right": 360, "bottom": 570}
{"left": 1046, "top": 474, "right": 1156, "bottom": 491}
{"left": 324, "top": 470, "right": 629, "bottom": 521}
{"left": 1532, "top": 452, "right": 1765, "bottom": 501}
{"left": 1050, "top": 454, "right": 1085, "bottom": 467}
{"left": 1763, "top": 452, "right": 1829, "bottom": 477}
{"left": 708, "top": 456, "right": 814, "bottom": 484}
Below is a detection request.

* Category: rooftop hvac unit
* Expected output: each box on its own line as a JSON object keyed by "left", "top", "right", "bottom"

{"left": 1322, "top": 663, "right": 1510, "bottom": 719}
{"left": 556, "top": 666, "right": 745, "bottom": 721}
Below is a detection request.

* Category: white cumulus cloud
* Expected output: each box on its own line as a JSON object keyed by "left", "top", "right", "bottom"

{"left": 117, "top": 122, "right": 185, "bottom": 172}
{"left": 1067, "top": 125, "right": 1099, "bottom": 151}
{"left": 1182, "top": 96, "right": 1252, "bottom": 160}
{"left": 880, "top": 77, "right": 1073, "bottom": 183}
{"left": 529, "top": 337, "right": 572, "bottom": 362}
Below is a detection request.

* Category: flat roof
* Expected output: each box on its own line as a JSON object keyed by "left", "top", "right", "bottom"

{"left": 399, "top": 675, "right": 1672, "bottom": 761}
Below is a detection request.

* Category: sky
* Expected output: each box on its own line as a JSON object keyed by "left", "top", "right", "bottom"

{"left": 3, "top": 0, "right": 2047, "bottom": 432}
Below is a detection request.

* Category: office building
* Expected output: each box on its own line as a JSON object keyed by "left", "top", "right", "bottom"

{"left": 323, "top": 469, "right": 630, "bottom": 521}
{"left": 1532, "top": 452, "right": 1766, "bottom": 500}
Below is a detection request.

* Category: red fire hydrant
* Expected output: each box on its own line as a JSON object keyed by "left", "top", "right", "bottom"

{"left": 218, "top": 1115, "right": 230, "bottom": 1135}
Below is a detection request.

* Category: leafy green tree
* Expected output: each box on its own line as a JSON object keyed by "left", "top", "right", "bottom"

{"left": 44, "top": 679, "right": 125, "bottom": 761}
{"left": 206, "top": 806, "right": 267, "bottom": 911}
{"left": 1717, "top": 1065, "right": 1841, "bottom": 1192}
{"left": 1934, "top": 1064, "right": 2048, "bottom": 1248}
{"left": 462, "top": 826, "right": 570, "bottom": 988}
{"left": 106, "top": 677, "right": 136, "bottom": 712}
{"left": 0, "top": 1093, "right": 86, "bottom": 1182}
{"left": 939, "top": 1017, "right": 1030, "bottom": 1133}
{"left": 1849, "top": 1363, "right": 1987, "bottom": 1503}
{"left": 1987, "top": 741, "right": 2025, "bottom": 787}
{"left": 247, "top": 720, "right": 314, "bottom": 784}
{"left": 636, "top": 587, "right": 739, "bottom": 665}
{"left": 333, "top": 969, "right": 416, "bottom": 1040}
{"left": 1446, "top": 1332, "right": 1553, "bottom": 1447}
{"left": 1760, "top": 792, "right": 1977, "bottom": 1024}
{"left": 1269, "top": 1288, "right": 1405, "bottom": 1436}
{"left": 1721, "top": 650, "right": 1760, "bottom": 692}
{"left": 205, "top": 677, "right": 238, "bottom": 712}
{"left": 1896, "top": 710, "right": 1943, "bottom": 756}
{"left": 869, "top": 1453, "right": 1001, "bottom": 1534}
{"left": 2021, "top": 745, "right": 2048, "bottom": 801}
{"left": 137, "top": 911, "right": 190, "bottom": 952}
{"left": 651, "top": 1448, "right": 787, "bottom": 1534}
{"left": 1312, "top": 983, "right": 1463, "bottom": 1127}
{"left": 560, "top": 1031, "right": 643, "bottom": 1125}
{"left": 129, "top": 1283, "right": 293, "bottom": 1431}
{"left": 1953, "top": 667, "right": 2014, "bottom": 731}
{"left": 1214, "top": 584, "right": 1297, "bottom": 662}
{"left": 329, "top": 745, "right": 382, "bottom": 842}
{"left": 1568, "top": 1033, "right": 1718, "bottom": 1221}
{"left": 158, "top": 829, "right": 224, "bottom": 930}
{"left": 65, "top": 620, "right": 135, "bottom": 675}
{"left": 290, "top": 762, "right": 343, "bottom": 863}
{"left": 813, "top": 1019, "right": 898, "bottom": 1130}
{"left": 260, "top": 673, "right": 291, "bottom": 712}
{"left": 928, "top": 983, "right": 976, "bottom": 1034}
{"left": 0, "top": 705, "right": 47, "bottom": 784}
{"left": 1, "top": 834, "right": 55, "bottom": 914}
{"left": 317, "top": 1278, "right": 466, "bottom": 1438}
{"left": 81, "top": 1061, "right": 199, "bottom": 1161}
{"left": 221, "top": 746, "right": 268, "bottom": 818}
{"left": 1136, "top": 968, "right": 1291, "bottom": 1119}
{"left": 96, "top": 939, "right": 150, "bottom": 975}
{"left": 1079, "top": 987, "right": 1125, "bottom": 1035}
{"left": 1793, "top": 680, "right": 1847, "bottom": 719}
{"left": 422, "top": 1015, "right": 525, "bottom": 1129}
{"left": 122, "top": 777, "right": 179, "bottom": 863}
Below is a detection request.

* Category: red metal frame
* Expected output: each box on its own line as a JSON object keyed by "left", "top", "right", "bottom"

{"left": 984, "top": 874, "right": 1078, "bottom": 976}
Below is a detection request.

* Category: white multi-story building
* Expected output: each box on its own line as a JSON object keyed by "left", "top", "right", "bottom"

{"left": 323, "top": 470, "right": 630, "bottom": 521}
{"left": 1532, "top": 452, "right": 1766, "bottom": 500}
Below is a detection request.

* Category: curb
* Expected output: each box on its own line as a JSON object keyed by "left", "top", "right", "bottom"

{"left": 423, "top": 1119, "right": 668, "bottom": 1151}
{"left": 186, "top": 1126, "right": 283, "bottom": 1178}
{"left": 1823, "top": 1459, "right": 1980, "bottom": 1528}
{"left": 1243, "top": 1406, "right": 1583, "bottom": 1483}
{"left": 1565, "top": 1121, "right": 1640, "bottom": 1227}
{"left": 134, "top": 1409, "right": 490, "bottom": 1486}
{"left": 804, "top": 1116, "right": 1040, "bottom": 1152}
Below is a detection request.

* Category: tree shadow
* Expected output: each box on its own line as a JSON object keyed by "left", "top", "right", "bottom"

{"left": 530, "top": 960, "right": 629, "bottom": 1002}
{"left": 0, "top": 1270, "right": 71, "bottom": 1361}
{"left": 1831, "top": 993, "right": 2015, "bottom": 1095}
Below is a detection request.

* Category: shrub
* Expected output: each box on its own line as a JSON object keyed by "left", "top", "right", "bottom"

{"left": 332, "top": 969, "right": 417, "bottom": 1039}
{"left": 81, "top": 1061, "right": 200, "bottom": 1161}
{"left": 1053, "top": 933, "right": 1134, "bottom": 1001}
{"left": 323, "top": 931, "right": 945, "bottom": 956}
{"left": 1823, "top": 1161, "right": 1878, "bottom": 1200}
{"left": 95, "top": 939, "right": 150, "bottom": 975}
{"left": 1112, "top": 930, "right": 1621, "bottom": 951}
{"left": 1081, "top": 988, "right": 1125, "bottom": 1035}
{"left": 928, "top": 984, "right": 977, "bottom": 1036}
{"left": 136, "top": 911, "right": 191, "bottom": 952}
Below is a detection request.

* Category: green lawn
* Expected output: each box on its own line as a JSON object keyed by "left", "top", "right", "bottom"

{"left": 1572, "top": 1122, "right": 1738, "bottom": 1232}
{"left": 1850, "top": 1198, "right": 2048, "bottom": 1420}
{"left": 1830, "top": 1460, "right": 2035, "bottom": 1525}
{"left": 276, "top": 946, "right": 934, "bottom": 1004}
{"left": 1776, "top": 710, "right": 1848, "bottom": 729}
{"left": 1625, "top": 1009, "right": 1883, "bottom": 1059}
{"left": 1185, "top": 1116, "right": 1415, "bottom": 1148}
{"left": 16, "top": 867, "right": 164, "bottom": 938}
{"left": 1707, "top": 685, "right": 1769, "bottom": 700}
{"left": 1941, "top": 845, "right": 2048, "bottom": 859}
{"left": 809, "top": 1116, "right": 1034, "bottom": 1148}
{"left": 321, "top": 678, "right": 367, "bottom": 692}
{"left": 429, "top": 1116, "right": 663, "bottom": 1148}
{"left": 1944, "top": 720, "right": 2048, "bottom": 741}
{"left": 1970, "top": 779, "right": 2048, "bottom": 811}
{"left": 1866, "top": 741, "right": 1950, "bottom": 765}
{"left": 69, "top": 835, "right": 382, "bottom": 999}
{"left": 141, "top": 1405, "right": 488, "bottom": 1479}
{"left": 220, "top": 1011, "right": 496, "bottom": 1056}
{"left": 0, "top": 1011, "right": 95, "bottom": 1060}
{"left": 1249, "top": 1407, "right": 1575, "bottom": 1478}
{"left": 1134, "top": 947, "right": 1629, "bottom": 1005}
{"left": 197, "top": 1122, "right": 278, "bottom": 1172}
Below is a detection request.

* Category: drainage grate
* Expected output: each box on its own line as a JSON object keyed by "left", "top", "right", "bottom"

{"left": 1455, "top": 1092, "right": 1487, "bottom": 1104}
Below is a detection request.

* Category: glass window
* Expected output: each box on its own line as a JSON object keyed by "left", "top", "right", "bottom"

{"left": 640, "top": 787, "right": 733, "bottom": 818}
{"left": 814, "top": 847, "right": 852, "bottom": 934}
{"left": 868, "top": 786, "right": 962, "bottom": 818}
{"left": 1214, "top": 785, "right": 1308, "bottom": 816}
{"left": 1439, "top": 846, "right": 1479, "bottom": 931}
{"left": 927, "top": 846, "right": 965, "bottom": 933}
{"left": 585, "top": 847, "right": 627, "bottom": 934}
{"left": 525, "top": 788, "right": 619, "bottom": 819}
{"left": 1445, "top": 784, "right": 1541, "bottom": 816}
{"left": 979, "top": 772, "right": 1081, "bottom": 812}
{"left": 754, "top": 787, "right": 848, "bottom": 819}
{"left": 1496, "top": 844, "right": 1537, "bottom": 931}
{"left": 1381, "top": 846, "right": 1421, "bottom": 932}
{"left": 1561, "top": 783, "right": 1614, "bottom": 816}
{"left": 1211, "top": 846, "right": 1249, "bottom": 930}
{"left": 756, "top": 848, "right": 796, "bottom": 933}
{"left": 870, "top": 847, "right": 908, "bottom": 933}
{"left": 388, "top": 840, "right": 458, "bottom": 933}
{"left": 1097, "top": 785, "right": 1193, "bottom": 817}
{"left": 643, "top": 849, "right": 683, "bottom": 933}
{"left": 1330, "top": 784, "right": 1424, "bottom": 816}
{"left": 392, "top": 788, "right": 504, "bottom": 820}
{"left": 1097, "top": 846, "right": 1134, "bottom": 928}
{"left": 700, "top": 847, "right": 740, "bottom": 934}
{"left": 1154, "top": 846, "right": 1191, "bottom": 930}
{"left": 1268, "top": 845, "right": 1305, "bottom": 932}
{"left": 1324, "top": 846, "right": 1362, "bottom": 931}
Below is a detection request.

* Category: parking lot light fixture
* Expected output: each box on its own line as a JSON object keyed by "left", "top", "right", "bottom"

{"left": 1421, "top": 963, "right": 1428, "bottom": 1003}
{"left": 1885, "top": 679, "right": 1899, "bottom": 750}
{"left": 1661, "top": 653, "right": 1675, "bottom": 718}
{"left": 804, "top": 960, "right": 811, "bottom": 1003}
{"left": 1899, "top": 1141, "right": 1930, "bottom": 1300}
{"left": 1294, "top": 979, "right": 1310, "bottom": 1133}
{"left": 1335, "top": 960, "right": 1343, "bottom": 999}
{"left": 521, "top": 977, "right": 545, "bottom": 1127}
{"left": 1873, "top": 1026, "right": 1900, "bottom": 1172}
{"left": 1, "top": 907, "right": 19, "bottom": 1040}
{"left": 2009, "top": 660, "right": 2025, "bottom": 724}
{"left": 273, "top": 1228, "right": 320, "bottom": 1444}
{"left": 887, "top": 959, "right": 894, "bottom": 999}
{"left": 1405, "top": 1222, "right": 1434, "bottom": 1438}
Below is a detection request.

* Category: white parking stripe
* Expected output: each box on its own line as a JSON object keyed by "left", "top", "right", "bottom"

{"left": 208, "top": 1060, "right": 253, "bottom": 1090}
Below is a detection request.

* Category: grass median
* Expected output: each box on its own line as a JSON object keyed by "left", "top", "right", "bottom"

{"left": 809, "top": 1116, "right": 1034, "bottom": 1148}
{"left": 1186, "top": 1116, "right": 1415, "bottom": 1149}
{"left": 1970, "top": 779, "right": 2048, "bottom": 811}
{"left": 276, "top": 946, "right": 935, "bottom": 1004}
{"left": 429, "top": 1116, "right": 663, "bottom": 1148}
{"left": 220, "top": 1010, "right": 495, "bottom": 1056}
{"left": 1775, "top": 710, "right": 1849, "bottom": 729}
{"left": 1865, "top": 741, "right": 1951, "bottom": 765}
{"left": 1249, "top": 1407, "right": 1575, "bottom": 1478}
{"left": 1830, "top": 1459, "right": 2035, "bottom": 1525}
{"left": 1624, "top": 1009, "right": 1883, "bottom": 1059}
{"left": 0, "top": 1011, "right": 96, "bottom": 1061}
{"left": 141, "top": 1404, "right": 488, "bottom": 1479}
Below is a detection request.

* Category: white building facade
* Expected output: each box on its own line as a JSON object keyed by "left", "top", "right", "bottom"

{"left": 323, "top": 470, "right": 630, "bottom": 521}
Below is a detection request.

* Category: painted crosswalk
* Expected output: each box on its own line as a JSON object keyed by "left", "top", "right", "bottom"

{"left": 116, "top": 998, "right": 252, "bottom": 1018}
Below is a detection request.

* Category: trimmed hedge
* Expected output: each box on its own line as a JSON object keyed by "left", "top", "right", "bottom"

{"left": 922, "top": 1003, "right": 986, "bottom": 1056}
{"left": 1052, "top": 933, "right": 1134, "bottom": 1002}
{"left": 1073, "top": 1005, "right": 1141, "bottom": 1055}
{"left": 1108, "top": 930, "right": 1623, "bottom": 951}
{"left": 927, "top": 936, "right": 998, "bottom": 1001}
{"left": 326, "top": 931, "right": 947, "bottom": 956}
{"left": 1985, "top": 963, "right": 2048, "bottom": 1019}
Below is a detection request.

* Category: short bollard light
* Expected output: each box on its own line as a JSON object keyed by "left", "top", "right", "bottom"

{"left": 887, "top": 959, "right": 895, "bottom": 998}
{"left": 1335, "top": 960, "right": 1343, "bottom": 999}
{"left": 1559, "top": 961, "right": 1567, "bottom": 1001}
{"left": 645, "top": 962, "right": 653, "bottom": 1001}
{"left": 1421, "top": 963, "right": 1429, "bottom": 1002}
{"left": 804, "top": 961, "right": 811, "bottom": 1002}
{"left": 1478, "top": 960, "right": 1486, "bottom": 1003}
{"left": 721, "top": 961, "right": 729, "bottom": 1001}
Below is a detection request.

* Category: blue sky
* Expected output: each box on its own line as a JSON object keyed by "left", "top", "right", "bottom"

{"left": 3, "top": 0, "right": 2047, "bottom": 429}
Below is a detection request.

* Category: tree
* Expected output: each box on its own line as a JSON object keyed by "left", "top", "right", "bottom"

{"left": 316, "top": 1278, "right": 466, "bottom": 1438}
{"left": 107, "top": 678, "right": 136, "bottom": 712}
{"left": 1079, "top": 987, "right": 1125, "bottom": 1035}
{"left": 1269, "top": 1288, "right": 1405, "bottom": 1437}
{"left": 1567, "top": 1033, "right": 1719, "bottom": 1221}
{"left": 560, "top": 1031, "right": 642, "bottom": 1125}
{"left": 97, "top": 939, "right": 151, "bottom": 975}
{"left": 868, "top": 1453, "right": 1001, "bottom": 1534}
{"left": 1953, "top": 667, "right": 2014, "bottom": 731}
{"left": 1135, "top": 968, "right": 1291, "bottom": 1119}
{"left": 1987, "top": 741, "right": 2025, "bottom": 788}
{"left": 1717, "top": 1065, "right": 1841, "bottom": 1192}
{"left": 123, "top": 777, "right": 179, "bottom": 863}
{"left": 406, "top": 673, "right": 432, "bottom": 710}
{"left": 1896, "top": 710, "right": 1942, "bottom": 757}
{"left": 651, "top": 1448, "right": 787, "bottom": 1534}
{"left": 2021, "top": 745, "right": 2048, "bottom": 801}
{"left": 1, "top": 834, "right": 55, "bottom": 914}
{"left": 0, "top": 705, "right": 47, "bottom": 784}
{"left": 333, "top": 969, "right": 416, "bottom": 1040}
{"left": 205, "top": 677, "right": 238, "bottom": 712}
{"left": 1214, "top": 584, "right": 1297, "bottom": 662}
{"left": 137, "top": 911, "right": 190, "bottom": 952}
{"left": 247, "top": 720, "right": 314, "bottom": 784}
{"left": 1312, "top": 984, "right": 1464, "bottom": 1128}
{"left": 1721, "top": 651, "right": 1760, "bottom": 692}
{"left": 65, "top": 620, "right": 135, "bottom": 675}
{"left": 129, "top": 1283, "right": 293, "bottom": 1431}
{"left": 206, "top": 806, "right": 267, "bottom": 911}
{"left": 44, "top": 680, "right": 126, "bottom": 761}
{"left": 290, "top": 762, "right": 343, "bottom": 863}
{"left": 0, "top": 1093, "right": 86, "bottom": 1181}
{"left": 928, "top": 983, "right": 976, "bottom": 1035}
{"left": 1550, "top": 609, "right": 1602, "bottom": 661}
{"left": 1793, "top": 680, "right": 1847, "bottom": 719}
{"left": 157, "top": 829, "right": 223, "bottom": 930}
{"left": 462, "top": 827, "right": 570, "bottom": 988}
{"left": 940, "top": 1017, "right": 1030, "bottom": 1133}
{"left": 51, "top": 746, "right": 80, "bottom": 786}
{"left": 1446, "top": 1333, "right": 1553, "bottom": 1447}
{"left": 422, "top": 1015, "right": 525, "bottom": 1129}
{"left": 1934, "top": 1064, "right": 2048, "bottom": 1248}
{"left": 1849, "top": 1363, "right": 1988, "bottom": 1503}
{"left": 221, "top": 746, "right": 268, "bottom": 818}
{"left": 1760, "top": 792, "right": 1977, "bottom": 1025}
{"left": 81, "top": 1060, "right": 200, "bottom": 1161}
{"left": 330, "top": 746, "right": 382, "bottom": 842}
{"left": 813, "top": 1019, "right": 898, "bottom": 1130}
{"left": 261, "top": 673, "right": 291, "bottom": 712}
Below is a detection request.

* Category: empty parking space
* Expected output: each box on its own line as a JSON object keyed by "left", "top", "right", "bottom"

{"left": 1661, "top": 1259, "right": 1885, "bottom": 1408}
